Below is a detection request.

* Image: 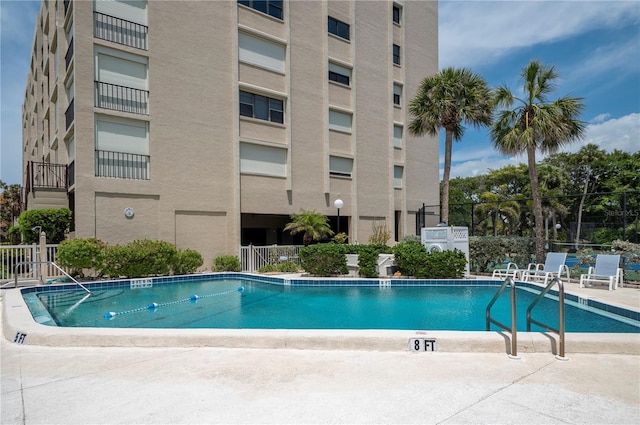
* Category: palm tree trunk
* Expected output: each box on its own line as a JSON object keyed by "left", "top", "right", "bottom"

{"left": 441, "top": 130, "right": 453, "bottom": 224}
{"left": 575, "top": 169, "right": 591, "bottom": 248}
{"left": 527, "top": 145, "right": 545, "bottom": 264}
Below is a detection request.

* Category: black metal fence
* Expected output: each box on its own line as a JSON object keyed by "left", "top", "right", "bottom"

{"left": 419, "top": 190, "right": 640, "bottom": 244}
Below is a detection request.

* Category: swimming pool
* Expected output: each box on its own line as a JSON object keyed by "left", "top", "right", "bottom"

{"left": 19, "top": 274, "right": 640, "bottom": 333}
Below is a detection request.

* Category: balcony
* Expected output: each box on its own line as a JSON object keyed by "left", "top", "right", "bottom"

{"left": 25, "top": 161, "right": 68, "bottom": 203}
{"left": 65, "top": 98, "right": 74, "bottom": 130}
{"left": 65, "top": 38, "right": 73, "bottom": 69}
{"left": 95, "top": 150, "right": 150, "bottom": 180}
{"left": 95, "top": 81, "right": 149, "bottom": 115}
{"left": 94, "top": 12, "right": 148, "bottom": 50}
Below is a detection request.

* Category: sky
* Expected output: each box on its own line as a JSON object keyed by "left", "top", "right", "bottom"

{"left": 1, "top": 0, "right": 639, "bottom": 186}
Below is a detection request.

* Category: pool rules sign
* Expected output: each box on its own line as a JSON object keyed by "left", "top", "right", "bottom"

{"left": 409, "top": 338, "right": 437, "bottom": 352}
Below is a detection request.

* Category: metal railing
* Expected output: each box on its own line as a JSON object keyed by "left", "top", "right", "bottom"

{"left": 526, "top": 277, "right": 567, "bottom": 360}
{"left": 25, "top": 162, "right": 68, "bottom": 196}
{"left": 486, "top": 277, "right": 518, "bottom": 358}
{"left": 240, "top": 245, "right": 304, "bottom": 272}
{"left": 95, "top": 150, "right": 150, "bottom": 180}
{"left": 12, "top": 261, "right": 91, "bottom": 294}
{"left": 1, "top": 244, "right": 64, "bottom": 282}
{"left": 94, "top": 11, "right": 148, "bottom": 50}
{"left": 95, "top": 81, "right": 148, "bottom": 115}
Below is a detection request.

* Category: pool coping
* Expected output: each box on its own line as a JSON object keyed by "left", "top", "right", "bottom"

{"left": 3, "top": 273, "right": 639, "bottom": 355}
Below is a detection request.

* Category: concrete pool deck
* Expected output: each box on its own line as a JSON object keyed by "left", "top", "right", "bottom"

{"left": 1, "top": 279, "right": 639, "bottom": 424}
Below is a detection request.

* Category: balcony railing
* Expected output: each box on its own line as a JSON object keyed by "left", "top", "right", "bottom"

{"left": 95, "top": 150, "right": 150, "bottom": 180}
{"left": 25, "top": 161, "right": 68, "bottom": 197}
{"left": 65, "top": 99, "right": 74, "bottom": 130}
{"left": 95, "top": 81, "right": 149, "bottom": 115}
{"left": 94, "top": 11, "right": 148, "bottom": 50}
{"left": 65, "top": 38, "right": 73, "bottom": 69}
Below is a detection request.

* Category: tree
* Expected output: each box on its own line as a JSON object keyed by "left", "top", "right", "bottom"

{"left": 408, "top": 67, "right": 493, "bottom": 225}
{"left": 0, "top": 181, "right": 22, "bottom": 242}
{"left": 571, "top": 144, "right": 606, "bottom": 246}
{"left": 474, "top": 191, "right": 521, "bottom": 236}
{"left": 491, "top": 60, "right": 585, "bottom": 263}
{"left": 284, "top": 209, "right": 334, "bottom": 246}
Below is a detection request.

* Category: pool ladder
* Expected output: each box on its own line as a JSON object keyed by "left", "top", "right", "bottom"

{"left": 13, "top": 260, "right": 92, "bottom": 294}
{"left": 486, "top": 276, "right": 567, "bottom": 360}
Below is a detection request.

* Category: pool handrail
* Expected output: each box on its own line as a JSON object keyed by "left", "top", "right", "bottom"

{"left": 526, "top": 277, "right": 567, "bottom": 360}
{"left": 485, "top": 277, "right": 518, "bottom": 358}
{"left": 13, "top": 260, "right": 92, "bottom": 294}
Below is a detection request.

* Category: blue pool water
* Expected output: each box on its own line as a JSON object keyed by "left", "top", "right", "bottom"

{"left": 22, "top": 275, "right": 639, "bottom": 333}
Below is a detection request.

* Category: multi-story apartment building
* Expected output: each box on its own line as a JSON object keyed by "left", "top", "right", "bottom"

{"left": 22, "top": 0, "right": 439, "bottom": 267}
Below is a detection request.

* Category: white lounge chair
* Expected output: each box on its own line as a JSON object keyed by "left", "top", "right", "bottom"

{"left": 579, "top": 254, "right": 623, "bottom": 291}
{"left": 491, "top": 262, "right": 534, "bottom": 280}
{"left": 522, "top": 252, "right": 570, "bottom": 285}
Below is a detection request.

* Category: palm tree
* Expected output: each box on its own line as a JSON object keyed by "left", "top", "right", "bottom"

{"left": 491, "top": 60, "right": 585, "bottom": 263}
{"left": 408, "top": 67, "right": 493, "bottom": 225}
{"left": 284, "top": 209, "right": 334, "bottom": 246}
{"left": 474, "top": 191, "right": 521, "bottom": 236}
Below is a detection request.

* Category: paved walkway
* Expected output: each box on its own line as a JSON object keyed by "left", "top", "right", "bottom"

{"left": 2, "top": 342, "right": 639, "bottom": 424}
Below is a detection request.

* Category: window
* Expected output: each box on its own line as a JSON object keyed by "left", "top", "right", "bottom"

{"left": 328, "top": 16, "right": 350, "bottom": 40}
{"left": 240, "top": 90, "right": 284, "bottom": 124}
{"left": 393, "top": 5, "right": 401, "bottom": 24}
{"left": 238, "top": 0, "right": 283, "bottom": 20}
{"left": 95, "top": 49, "right": 149, "bottom": 114}
{"left": 393, "top": 125, "right": 403, "bottom": 148}
{"left": 95, "top": 115, "right": 149, "bottom": 179}
{"left": 238, "top": 32, "right": 285, "bottom": 73}
{"left": 328, "top": 62, "right": 351, "bottom": 86}
{"left": 393, "top": 44, "right": 401, "bottom": 65}
{"left": 393, "top": 83, "right": 402, "bottom": 106}
{"left": 240, "top": 142, "right": 287, "bottom": 177}
{"left": 329, "top": 110, "right": 352, "bottom": 133}
{"left": 330, "top": 156, "right": 353, "bottom": 178}
{"left": 394, "top": 166, "right": 403, "bottom": 188}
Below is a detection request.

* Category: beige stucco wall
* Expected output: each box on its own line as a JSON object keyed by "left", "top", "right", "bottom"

{"left": 24, "top": 0, "right": 439, "bottom": 267}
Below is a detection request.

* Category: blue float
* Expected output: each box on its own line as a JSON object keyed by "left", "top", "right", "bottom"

{"left": 147, "top": 302, "right": 159, "bottom": 310}
{"left": 237, "top": 286, "right": 245, "bottom": 293}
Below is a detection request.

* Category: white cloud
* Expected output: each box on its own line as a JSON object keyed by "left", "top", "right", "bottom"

{"left": 590, "top": 113, "right": 611, "bottom": 124}
{"left": 567, "top": 113, "right": 640, "bottom": 153}
{"left": 439, "top": 0, "right": 640, "bottom": 69}
{"left": 445, "top": 113, "right": 639, "bottom": 179}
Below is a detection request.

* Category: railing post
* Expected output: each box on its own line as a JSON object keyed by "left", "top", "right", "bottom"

{"left": 39, "top": 231, "right": 47, "bottom": 284}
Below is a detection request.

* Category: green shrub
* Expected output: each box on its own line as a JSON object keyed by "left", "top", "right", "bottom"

{"left": 8, "top": 226, "right": 21, "bottom": 245}
{"left": 393, "top": 242, "right": 427, "bottom": 277}
{"left": 172, "top": 249, "right": 203, "bottom": 275}
{"left": 213, "top": 255, "right": 241, "bottom": 272}
{"left": 102, "top": 239, "right": 178, "bottom": 278}
{"left": 399, "top": 234, "right": 421, "bottom": 245}
{"left": 393, "top": 242, "right": 466, "bottom": 278}
{"left": 299, "top": 243, "right": 347, "bottom": 276}
{"left": 56, "top": 238, "right": 106, "bottom": 277}
{"left": 344, "top": 244, "right": 392, "bottom": 278}
{"left": 18, "top": 208, "right": 72, "bottom": 244}
{"left": 258, "top": 264, "right": 278, "bottom": 273}
{"left": 277, "top": 261, "right": 300, "bottom": 273}
{"left": 468, "top": 236, "right": 535, "bottom": 273}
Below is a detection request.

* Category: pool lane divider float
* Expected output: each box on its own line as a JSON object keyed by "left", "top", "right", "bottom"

{"left": 104, "top": 286, "right": 245, "bottom": 320}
